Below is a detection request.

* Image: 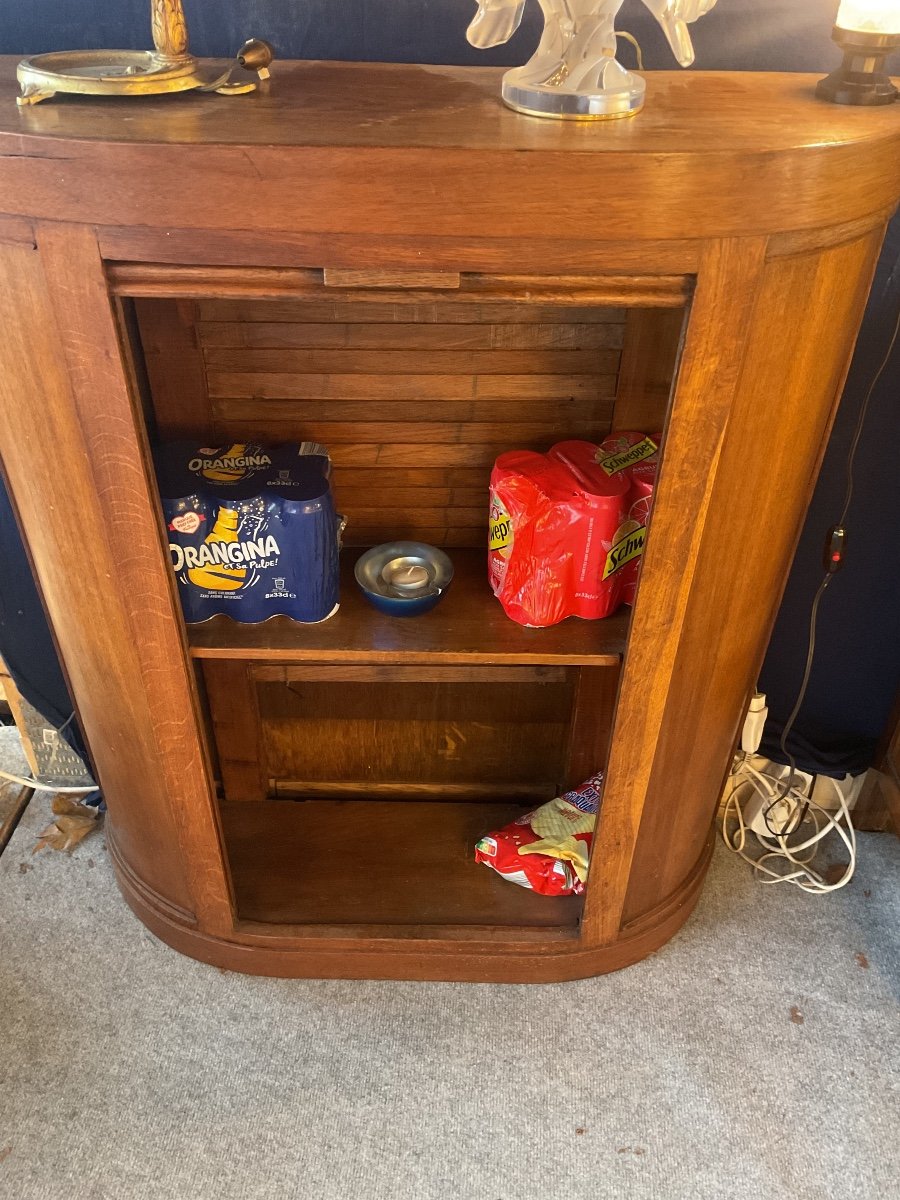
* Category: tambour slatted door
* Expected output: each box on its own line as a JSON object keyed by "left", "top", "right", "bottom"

{"left": 137, "top": 297, "right": 627, "bottom": 548}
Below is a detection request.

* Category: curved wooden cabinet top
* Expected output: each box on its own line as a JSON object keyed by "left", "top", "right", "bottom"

{"left": 2, "top": 62, "right": 900, "bottom": 244}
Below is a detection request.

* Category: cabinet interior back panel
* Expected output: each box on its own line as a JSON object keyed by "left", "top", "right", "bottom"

{"left": 137, "top": 297, "right": 627, "bottom": 549}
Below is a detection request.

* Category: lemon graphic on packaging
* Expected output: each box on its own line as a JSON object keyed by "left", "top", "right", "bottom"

{"left": 187, "top": 506, "right": 247, "bottom": 592}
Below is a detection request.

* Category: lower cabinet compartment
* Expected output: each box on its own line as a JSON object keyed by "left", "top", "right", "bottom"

{"left": 204, "top": 657, "right": 620, "bottom": 929}
{"left": 220, "top": 798, "right": 584, "bottom": 929}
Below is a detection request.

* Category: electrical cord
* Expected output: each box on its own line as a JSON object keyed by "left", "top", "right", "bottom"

{"left": 724, "top": 274, "right": 900, "bottom": 887}
{"left": 838, "top": 294, "right": 900, "bottom": 528}
{"left": 0, "top": 768, "right": 99, "bottom": 795}
{"left": 722, "top": 764, "right": 856, "bottom": 893}
{"left": 763, "top": 284, "right": 900, "bottom": 833}
{"left": 0, "top": 711, "right": 97, "bottom": 795}
{"left": 766, "top": 573, "right": 831, "bottom": 834}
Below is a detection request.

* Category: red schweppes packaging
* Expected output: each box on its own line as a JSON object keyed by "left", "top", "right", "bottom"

{"left": 489, "top": 447, "right": 630, "bottom": 626}
{"left": 555, "top": 432, "right": 661, "bottom": 608}
{"left": 488, "top": 433, "right": 659, "bottom": 627}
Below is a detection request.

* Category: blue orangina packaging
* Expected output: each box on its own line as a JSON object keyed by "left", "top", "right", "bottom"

{"left": 155, "top": 442, "right": 342, "bottom": 624}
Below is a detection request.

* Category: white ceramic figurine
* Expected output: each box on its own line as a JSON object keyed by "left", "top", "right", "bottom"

{"left": 467, "top": 0, "right": 718, "bottom": 118}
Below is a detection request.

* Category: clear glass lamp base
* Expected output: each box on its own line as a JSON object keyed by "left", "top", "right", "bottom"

{"left": 500, "top": 59, "right": 646, "bottom": 120}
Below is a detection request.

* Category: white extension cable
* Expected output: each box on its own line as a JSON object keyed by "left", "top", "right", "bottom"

{"left": 0, "top": 767, "right": 98, "bottom": 795}
{"left": 720, "top": 693, "right": 857, "bottom": 893}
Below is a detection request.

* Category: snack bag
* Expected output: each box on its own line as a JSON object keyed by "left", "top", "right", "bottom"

{"left": 474, "top": 774, "right": 604, "bottom": 896}
{"left": 156, "top": 441, "right": 342, "bottom": 624}
{"left": 488, "top": 448, "right": 630, "bottom": 626}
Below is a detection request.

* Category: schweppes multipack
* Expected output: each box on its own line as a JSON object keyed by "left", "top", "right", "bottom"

{"left": 155, "top": 442, "right": 342, "bottom": 624}
{"left": 488, "top": 432, "right": 660, "bottom": 627}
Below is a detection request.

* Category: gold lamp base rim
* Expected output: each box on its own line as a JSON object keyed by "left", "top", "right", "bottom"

{"left": 19, "top": 49, "right": 203, "bottom": 91}
{"left": 16, "top": 48, "right": 257, "bottom": 104}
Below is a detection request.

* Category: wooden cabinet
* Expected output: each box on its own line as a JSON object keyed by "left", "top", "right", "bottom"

{"left": 1, "top": 63, "right": 898, "bottom": 981}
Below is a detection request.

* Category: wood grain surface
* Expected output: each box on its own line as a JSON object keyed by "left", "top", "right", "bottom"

{"left": 203, "top": 654, "right": 618, "bottom": 809}
{"left": 619, "top": 228, "right": 886, "bottom": 926}
{"left": 582, "top": 236, "right": 769, "bottom": 945}
{"left": 256, "top": 676, "right": 572, "bottom": 797}
{"left": 220, "top": 799, "right": 583, "bottom": 929}
{"left": 2, "top": 65, "right": 900, "bottom": 242}
{"left": 188, "top": 550, "right": 631, "bottom": 665}
{"left": 139, "top": 296, "right": 627, "bottom": 546}
{"left": 1, "top": 64, "right": 898, "bottom": 981}
{"left": 0, "top": 233, "right": 215, "bottom": 919}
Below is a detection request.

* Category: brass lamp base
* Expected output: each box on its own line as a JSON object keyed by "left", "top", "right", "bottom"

{"left": 17, "top": 40, "right": 273, "bottom": 107}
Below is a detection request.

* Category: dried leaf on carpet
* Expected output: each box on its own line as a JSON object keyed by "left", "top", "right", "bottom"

{"left": 33, "top": 796, "right": 101, "bottom": 854}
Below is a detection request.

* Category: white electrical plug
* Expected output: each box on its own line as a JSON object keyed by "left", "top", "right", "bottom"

{"left": 758, "top": 795, "right": 803, "bottom": 837}
{"left": 741, "top": 692, "right": 768, "bottom": 755}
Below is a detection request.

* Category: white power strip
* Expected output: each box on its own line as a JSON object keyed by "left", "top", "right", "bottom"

{"left": 721, "top": 693, "right": 858, "bottom": 893}
{"left": 727, "top": 755, "right": 863, "bottom": 834}
{"left": 811, "top": 770, "right": 866, "bottom": 814}
{"left": 728, "top": 755, "right": 813, "bottom": 838}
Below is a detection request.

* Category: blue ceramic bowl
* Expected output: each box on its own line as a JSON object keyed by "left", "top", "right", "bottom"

{"left": 354, "top": 542, "right": 454, "bottom": 617}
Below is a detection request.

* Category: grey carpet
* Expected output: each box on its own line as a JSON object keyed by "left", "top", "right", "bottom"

{"left": 0, "top": 723, "right": 897, "bottom": 1200}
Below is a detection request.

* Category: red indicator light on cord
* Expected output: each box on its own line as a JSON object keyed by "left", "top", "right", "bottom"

{"left": 824, "top": 527, "right": 846, "bottom": 574}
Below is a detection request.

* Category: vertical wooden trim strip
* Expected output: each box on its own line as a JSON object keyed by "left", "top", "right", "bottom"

{"left": 203, "top": 661, "right": 268, "bottom": 801}
{"left": 581, "top": 237, "right": 769, "bottom": 945}
{"left": 133, "top": 298, "right": 215, "bottom": 438}
{"left": 0, "top": 239, "right": 188, "bottom": 911}
{"left": 613, "top": 307, "right": 685, "bottom": 432}
{"left": 31, "top": 223, "right": 232, "bottom": 931}
{"left": 620, "top": 228, "right": 887, "bottom": 921}
{"left": 564, "top": 665, "right": 621, "bottom": 791}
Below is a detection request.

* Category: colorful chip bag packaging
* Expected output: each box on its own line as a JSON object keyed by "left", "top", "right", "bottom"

{"left": 475, "top": 774, "right": 604, "bottom": 896}
{"left": 488, "top": 432, "right": 659, "bottom": 626}
{"left": 156, "top": 441, "right": 342, "bottom": 625}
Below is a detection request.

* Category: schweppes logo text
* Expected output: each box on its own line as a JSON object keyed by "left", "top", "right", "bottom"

{"left": 489, "top": 496, "right": 513, "bottom": 552}
{"left": 169, "top": 536, "right": 281, "bottom": 572}
{"left": 597, "top": 437, "right": 657, "bottom": 477}
{"left": 602, "top": 525, "right": 646, "bottom": 581}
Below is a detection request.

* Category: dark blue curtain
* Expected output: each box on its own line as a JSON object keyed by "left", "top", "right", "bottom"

{"left": 1, "top": 1, "right": 897, "bottom": 768}
{"left": 0, "top": 482, "right": 89, "bottom": 763}
{"left": 0, "top": 2, "right": 845, "bottom": 72}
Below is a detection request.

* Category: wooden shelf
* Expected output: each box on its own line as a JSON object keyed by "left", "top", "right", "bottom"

{"left": 221, "top": 799, "right": 583, "bottom": 929}
{"left": 188, "top": 549, "right": 630, "bottom": 665}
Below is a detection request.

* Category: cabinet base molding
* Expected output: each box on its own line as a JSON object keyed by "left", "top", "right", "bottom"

{"left": 109, "top": 822, "right": 714, "bottom": 983}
